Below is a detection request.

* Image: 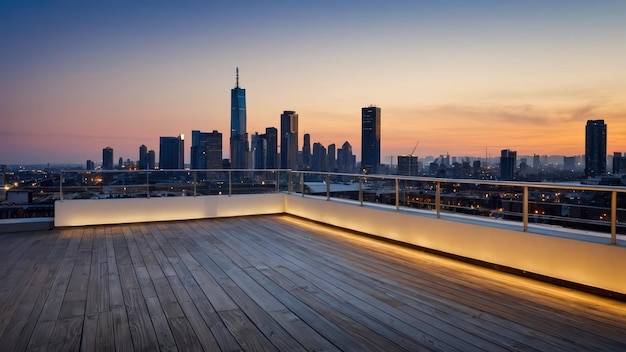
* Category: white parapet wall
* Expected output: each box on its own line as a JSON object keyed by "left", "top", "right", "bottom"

{"left": 55, "top": 194, "right": 285, "bottom": 227}
{"left": 285, "top": 195, "right": 626, "bottom": 295}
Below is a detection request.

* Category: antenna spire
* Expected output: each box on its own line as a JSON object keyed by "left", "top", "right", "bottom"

{"left": 236, "top": 67, "right": 239, "bottom": 88}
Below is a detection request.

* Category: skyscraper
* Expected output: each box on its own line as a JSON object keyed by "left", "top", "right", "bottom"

{"left": 337, "top": 141, "right": 355, "bottom": 173}
{"left": 191, "top": 130, "right": 222, "bottom": 170}
{"left": 139, "top": 144, "right": 148, "bottom": 169}
{"left": 500, "top": 149, "right": 517, "bottom": 180}
{"left": 265, "top": 127, "right": 278, "bottom": 169}
{"left": 327, "top": 143, "right": 336, "bottom": 171}
{"left": 280, "top": 111, "right": 298, "bottom": 170}
{"left": 159, "top": 134, "right": 184, "bottom": 169}
{"left": 147, "top": 150, "right": 156, "bottom": 170}
{"left": 361, "top": 106, "right": 381, "bottom": 174}
{"left": 585, "top": 119, "right": 607, "bottom": 177}
{"left": 613, "top": 152, "right": 626, "bottom": 174}
{"left": 302, "top": 133, "right": 311, "bottom": 170}
{"left": 312, "top": 142, "right": 327, "bottom": 172}
{"left": 230, "top": 68, "right": 248, "bottom": 169}
{"left": 102, "top": 147, "right": 114, "bottom": 170}
{"left": 397, "top": 155, "right": 418, "bottom": 176}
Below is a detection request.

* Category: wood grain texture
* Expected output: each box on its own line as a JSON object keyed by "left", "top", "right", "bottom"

{"left": 0, "top": 214, "right": 625, "bottom": 351}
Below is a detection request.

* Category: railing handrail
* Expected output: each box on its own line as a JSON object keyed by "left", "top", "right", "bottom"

{"left": 49, "top": 169, "right": 626, "bottom": 245}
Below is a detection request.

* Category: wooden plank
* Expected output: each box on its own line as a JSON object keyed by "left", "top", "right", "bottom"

{"left": 47, "top": 317, "right": 83, "bottom": 352}
{"left": 144, "top": 296, "right": 177, "bottom": 352}
{"left": 121, "top": 288, "right": 159, "bottom": 351}
{"left": 218, "top": 309, "right": 279, "bottom": 352}
{"left": 168, "top": 316, "right": 203, "bottom": 352}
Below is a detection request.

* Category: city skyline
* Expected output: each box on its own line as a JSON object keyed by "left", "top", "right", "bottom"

{"left": 2, "top": 1, "right": 626, "bottom": 165}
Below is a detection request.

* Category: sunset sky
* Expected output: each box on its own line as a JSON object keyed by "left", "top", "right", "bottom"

{"left": 2, "top": 1, "right": 626, "bottom": 165}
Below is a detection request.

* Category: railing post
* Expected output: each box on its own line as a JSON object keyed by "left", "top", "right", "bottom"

{"left": 193, "top": 171, "right": 197, "bottom": 197}
{"left": 359, "top": 176, "right": 363, "bottom": 206}
{"left": 435, "top": 181, "right": 440, "bottom": 219}
{"left": 288, "top": 171, "right": 292, "bottom": 193}
{"left": 326, "top": 173, "right": 330, "bottom": 201}
{"left": 146, "top": 171, "right": 150, "bottom": 198}
{"left": 301, "top": 173, "right": 305, "bottom": 197}
{"left": 611, "top": 190, "right": 617, "bottom": 245}
{"left": 276, "top": 171, "right": 279, "bottom": 193}
{"left": 59, "top": 172, "right": 64, "bottom": 201}
{"left": 395, "top": 178, "right": 399, "bottom": 211}
{"left": 228, "top": 170, "right": 232, "bottom": 197}
{"left": 523, "top": 186, "right": 529, "bottom": 232}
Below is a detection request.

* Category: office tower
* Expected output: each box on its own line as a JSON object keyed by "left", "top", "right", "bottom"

{"left": 361, "top": 106, "right": 381, "bottom": 174}
{"left": 613, "top": 152, "right": 626, "bottom": 174}
{"left": 564, "top": 156, "right": 576, "bottom": 172}
{"left": 532, "top": 154, "right": 541, "bottom": 170}
{"left": 118, "top": 157, "right": 124, "bottom": 168}
{"left": 337, "top": 141, "right": 355, "bottom": 173}
{"left": 265, "top": 127, "right": 278, "bottom": 169}
{"left": 585, "top": 120, "right": 607, "bottom": 177}
{"left": 102, "top": 147, "right": 114, "bottom": 170}
{"left": 159, "top": 134, "right": 184, "bottom": 169}
{"left": 472, "top": 160, "right": 481, "bottom": 179}
{"left": 230, "top": 68, "right": 248, "bottom": 169}
{"left": 280, "top": 111, "right": 298, "bottom": 170}
{"left": 500, "top": 149, "right": 517, "bottom": 180}
{"left": 302, "top": 133, "right": 311, "bottom": 169}
{"left": 139, "top": 145, "right": 148, "bottom": 169}
{"left": 191, "top": 130, "right": 222, "bottom": 170}
{"left": 147, "top": 150, "right": 156, "bottom": 169}
{"left": 206, "top": 131, "right": 222, "bottom": 169}
{"left": 251, "top": 132, "right": 266, "bottom": 169}
{"left": 86, "top": 160, "right": 95, "bottom": 171}
{"left": 397, "top": 155, "right": 418, "bottom": 176}
{"left": 327, "top": 143, "right": 336, "bottom": 171}
{"left": 312, "top": 142, "right": 327, "bottom": 172}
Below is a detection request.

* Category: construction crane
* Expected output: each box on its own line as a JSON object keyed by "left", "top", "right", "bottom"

{"left": 410, "top": 140, "right": 420, "bottom": 156}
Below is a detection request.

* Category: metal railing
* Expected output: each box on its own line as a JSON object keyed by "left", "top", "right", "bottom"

{"left": 9, "top": 168, "right": 625, "bottom": 245}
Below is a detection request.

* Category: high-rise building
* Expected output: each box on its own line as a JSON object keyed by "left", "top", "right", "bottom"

{"left": 361, "top": 106, "right": 381, "bottom": 174}
{"left": 251, "top": 132, "right": 266, "bottom": 169}
{"left": 500, "top": 149, "right": 517, "bottom": 180}
{"left": 280, "top": 111, "right": 298, "bottom": 170}
{"left": 139, "top": 144, "right": 148, "bottom": 169}
{"left": 337, "top": 141, "right": 356, "bottom": 173}
{"left": 230, "top": 68, "right": 248, "bottom": 169}
{"left": 191, "top": 130, "right": 222, "bottom": 170}
{"left": 86, "top": 160, "right": 95, "bottom": 171}
{"left": 397, "top": 155, "right": 418, "bottom": 176}
{"left": 159, "top": 134, "right": 184, "bottom": 169}
{"left": 585, "top": 119, "right": 607, "bottom": 177}
{"left": 265, "top": 127, "right": 278, "bottom": 169}
{"left": 613, "top": 152, "right": 626, "bottom": 174}
{"left": 147, "top": 150, "right": 156, "bottom": 169}
{"left": 302, "top": 133, "right": 311, "bottom": 170}
{"left": 102, "top": 147, "right": 114, "bottom": 170}
{"left": 564, "top": 156, "right": 577, "bottom": 172}
{"left": 327, "top": 143, "right": 336, "bottom": 171}
{"left": 312, "top": 142, "right": 327, "bottom": 172}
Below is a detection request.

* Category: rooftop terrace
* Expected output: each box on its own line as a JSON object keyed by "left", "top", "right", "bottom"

{"left": 1, "top": 215, "right": 626, "bottom": 351}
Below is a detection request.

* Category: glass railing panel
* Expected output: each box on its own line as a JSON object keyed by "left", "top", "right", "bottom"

{"left": 398, "top": 178, "right": 437, "bottom": 212}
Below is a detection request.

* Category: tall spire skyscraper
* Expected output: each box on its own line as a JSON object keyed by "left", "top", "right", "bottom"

{"left": 230, "top": 67, "right": 248, "bottom": 169}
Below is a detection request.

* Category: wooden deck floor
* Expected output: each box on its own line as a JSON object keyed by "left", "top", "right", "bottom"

{"left": 1, "top": 215, "right": 626, "bottom": 351}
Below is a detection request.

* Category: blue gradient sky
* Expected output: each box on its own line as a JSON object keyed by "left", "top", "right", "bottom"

{"left": 2, "top": 1, "right": 626, "bottom": 165}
